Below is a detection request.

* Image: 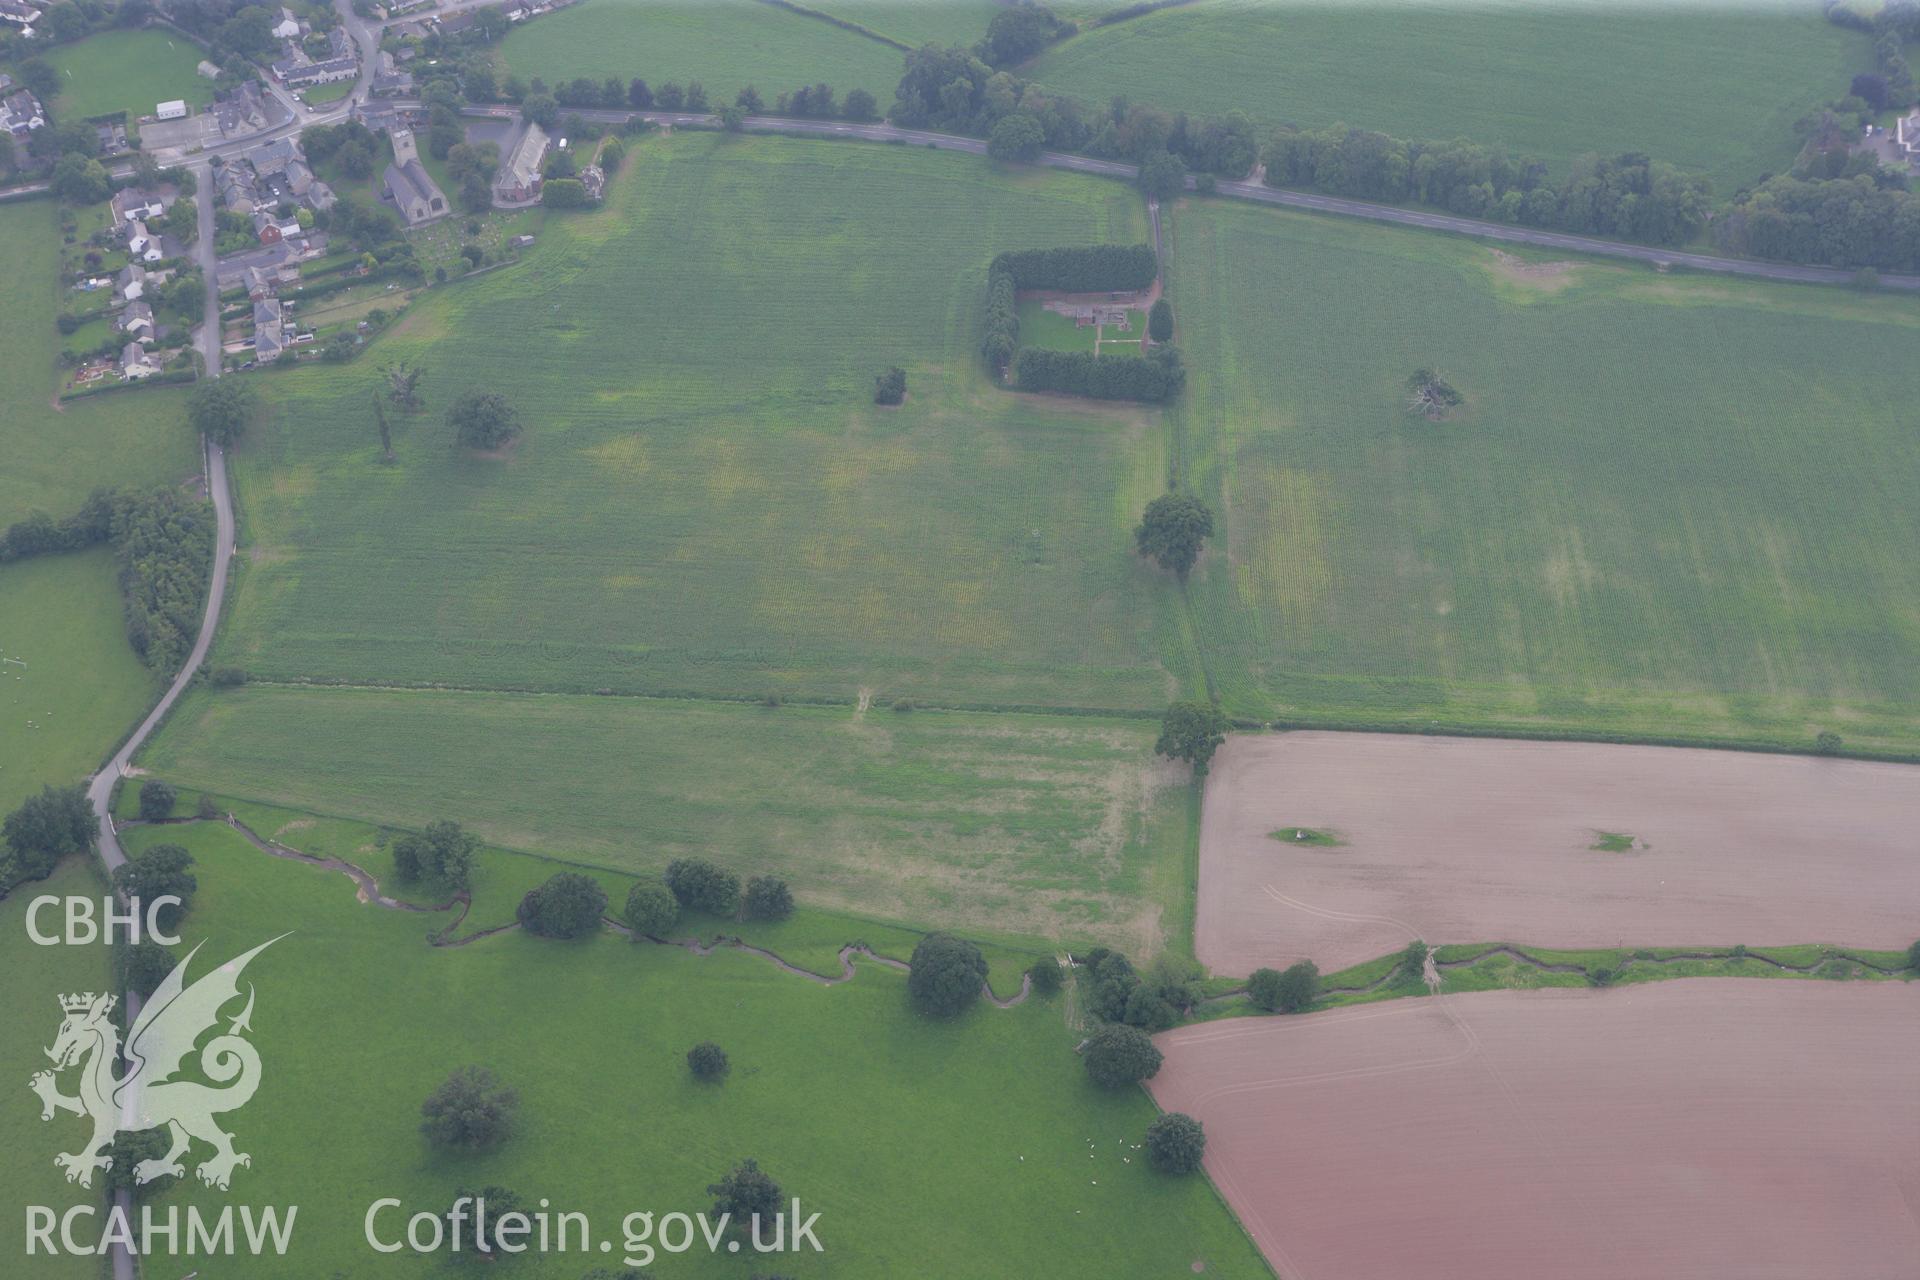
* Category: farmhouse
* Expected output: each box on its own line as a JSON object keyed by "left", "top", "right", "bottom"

{"left": 494, "top": 121, "right": 549, "bottom": 205}
{"left": 383, "top": 127, "right": 448, "bottom": 225}
{"left": 0, "top": 88, "right": 45, "bottom": 138}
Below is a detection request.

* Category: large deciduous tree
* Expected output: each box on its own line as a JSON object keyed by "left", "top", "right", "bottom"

{"left": 446, "top": 390, "right": 522, "bottom": 450}
{"left": 1155, "top": 701, "right": 1228, "bottom": 775}
{"left": 1135, "top": 492, "right": 1214, "bottom": 576}
{"left": 908, "top": 931, "right": 988, "bottom": 1017}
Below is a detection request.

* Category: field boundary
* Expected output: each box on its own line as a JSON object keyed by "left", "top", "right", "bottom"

{"left": 754, "top": 0, "right": 913, "bottom": 52}
{"left": 199, "top": 810, "right": 1036, "bottom": 1003}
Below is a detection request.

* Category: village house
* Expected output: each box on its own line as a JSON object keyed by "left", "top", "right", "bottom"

{"left": 126, "top": 220, "right": 165, "bottom": 263}
{"left": 383, "top": 126, "right": 448, "bottom": 226}
{"left": 252, "top": 298, "right": 286, "bottom": 364}
{"left": 214, "top": 81, "right": 274, "bottom": 138}
{"left": 272, "top": 28, "right": 357, "bottom": 87}
{"left": 494, "top": 121, "right": 549, "bottom": 205}
{"left": 1, "top": 88, "right": 45, "bottom": 138}
{"left": 111, "top": 188, "right": 169, "bottom": 224}
{"left": 0, "top": 0, "right": 42, "bottom": 30}
{"left": 116, "top": 301, "right": 155, "bottom": 340}
{"left": 371, "top": 50, "right": 414, "bottom": 97}
{"left": 270, "top": 6, "right": 306, "bottom": 40}
{"left": 119, "top": 342, "right": 160, "bottom": 380}
{"left": 115, "top": 262, "right": 147, "bottom": 303}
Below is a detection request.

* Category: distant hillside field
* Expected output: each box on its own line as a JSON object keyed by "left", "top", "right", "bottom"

{"left": 1025, "top": 0, "right": 1875, "bottom": 196}
{"left": 46, "top": 28, "right": 215, "bottom": 122}
{"left": 498, "top": 0, "right": 906, "bottom": 104}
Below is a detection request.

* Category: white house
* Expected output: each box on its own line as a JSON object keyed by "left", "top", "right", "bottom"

{"left": 120, "top": 342, "right": 160, "bottom": 380}
{"left": 127, "top": 220, "right": 165, "bottom": 263}
{"left": 270, "top": 6, "right": 303, "bottom": 39}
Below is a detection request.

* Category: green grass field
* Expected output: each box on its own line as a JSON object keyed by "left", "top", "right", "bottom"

{"left": 104, "top": 818, "right": 1271, "bottom": 1278}
{"left": 1168, "top": 199, "right": 1920, "bottom": 752}
{"left": 45, "top": 28, "right": 215, "bottom": 123}
{"left": 212, "top": 133, "right": 1174, "bottom": 709}
{"left": 1018, "top": 298, "right": 1098, "bottom": 352}
{"left": 0, "top": 549, "right": 156, "bottom": 813}
{"left": 816, "top": 0, "right": 1002, "bottom": 48}
{"left": 138, "top": 686, "right": 1196, "bottom": 955}
{"left": 0, "top": 857, "right": 110, "bottom": 1278}
{"left": 0, "top": 201, "right": 198, "bottom": 526}
{"left": 499, "top": 0, "right": 907, "bottom": 104}
{"left": 1025, "top": 0, "right": 1875, "bottom": 196}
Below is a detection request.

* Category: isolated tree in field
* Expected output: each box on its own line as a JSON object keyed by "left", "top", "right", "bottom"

{"left": 1406, "top": 368, "right": 1463, "bottom": 420}
{"left": 687, "top": 1041, "right": 729, "bottom": 1082}
{"left": 873, "top": 366, "right": 907, "bottom": 405}
{"left": 421, "top": 1066, "right": 518, "bottom": 1150}
{"left": 188, "top": 378, "right": 255, "bottom": 447}
{"left": 1027, "top": 956, "right": 1063, "bottom": 996}
{"left": 1144, "top": 1112, "right": 1206, "bottom": 1174}
{"left": 1155, "top": 700, "right": 1228, "bottom": 775}
{"left": 137, "top": 779, "right": 177, "bottom": 823}
{"left": 517, "top": 871, "right": 609, "bottom": 939}
{"left": 1138, "top": 149, "right": 1187, "bottom": 200}
{"left": 743, "top": 875, "right": 794, "bottom": 921}
{"left": 386, "top": 361, "right": 426, "bottom": 412}
{"left": 1135, "top": 492, "right": 1214, "bottom": 576}
{"left": 708, "top": 1158, "right": 782, "bottom": 1229}
{"left": 115, "top": 940, "right": 176, "bottom": 1001}
{"left": 908, "top": 931, "right": 988, "bottom": 1017}
{"left": 447, "top": 390, "right": 522, "bottom": 450}
{"left": 1249, "top": 960, "right": 1319, "bottom": 1013}
{"left": 988, "top": 113, "right": 1045, "bottom": 163}
{"left": 1082, "top": 1023, "right": 1163, "bottom": 1088}
{"left": 665, "top": 858, "right": 741, "bottom": 916}
{"left": 1148, "top": 299, "right": 1173, "bottom": 342}
{"left": 371, "top": 392, "right": 395, "bottom": 463}
{"left": 112, "top": 844, "right": 197, "bottom": 933}
{"left": 625, "top": 880, "right": 679, "bottom": 936}
{"left": 446, "top": 1186, "right": 524, "bottom": 1257}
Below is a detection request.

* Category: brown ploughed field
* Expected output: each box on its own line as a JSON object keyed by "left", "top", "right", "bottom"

{"left": 1150, "top": 981, "right": 1920, "bottom": 1280}
{"left": 1198, "top": 732, "right": 1920, "bottom": 975}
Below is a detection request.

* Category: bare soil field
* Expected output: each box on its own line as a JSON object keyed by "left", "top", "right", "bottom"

{"left": 1197, "top": 732, "right": 1920, "bottom": 975}
{"left": 1150, "top": 981, "right": 1920, "bottom": 1280}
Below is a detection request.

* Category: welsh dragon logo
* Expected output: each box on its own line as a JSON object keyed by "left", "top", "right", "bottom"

{"left": 30, "top": 936, "right": 284, "bottom": 1191}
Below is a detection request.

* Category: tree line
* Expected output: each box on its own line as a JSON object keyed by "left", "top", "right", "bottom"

{"left": 1012, "top": 345, "right": 1185, "bottom": 402}
{"left": 1262, "top": 126, "right": 1711, "bottom": 246}
{"left": 0, "top": 486, "right": 214, "bottom": 674}
{"left": 988, "top": 244, "right": 1158, "bottom": 291}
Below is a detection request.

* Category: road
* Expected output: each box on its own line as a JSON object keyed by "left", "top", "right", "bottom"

{"left": 454, "top": 104, "right": 1920, "bottom": 291}
{"left": 85, "top": 148, "right": 230, "bottom": 1280}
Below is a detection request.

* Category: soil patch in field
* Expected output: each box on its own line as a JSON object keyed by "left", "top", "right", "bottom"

{"left": 1150, "top": 980, "right": 1920, "bottom": 1280}
{"left": 1197, "top": 732, "right": 1920, "bottom": 975}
